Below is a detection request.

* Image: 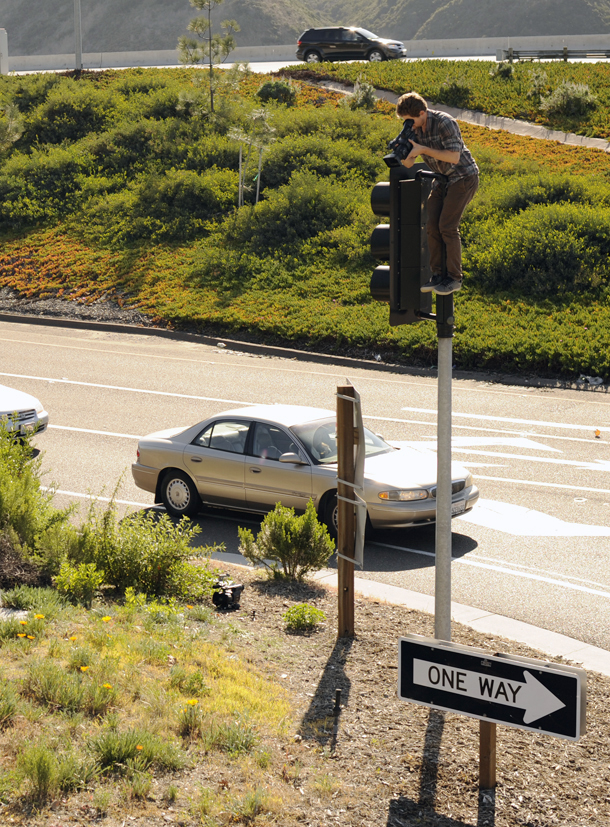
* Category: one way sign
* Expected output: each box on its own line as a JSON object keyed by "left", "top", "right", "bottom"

{"left": 399, "top": 635, "right": 586, "bottom": 741}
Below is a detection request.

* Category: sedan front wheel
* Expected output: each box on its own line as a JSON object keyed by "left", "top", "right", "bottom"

{"left": 161, "top": 470, "right": 201, "bottom": 519}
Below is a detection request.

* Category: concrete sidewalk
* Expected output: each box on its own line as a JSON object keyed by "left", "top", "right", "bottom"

{"left": 312, "top": 569, "right": 610, "bottom": 678}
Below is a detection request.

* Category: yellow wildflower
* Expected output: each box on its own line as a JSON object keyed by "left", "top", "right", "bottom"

{"left": 102, "top": 683, "right": 112, "bottom": 689}
{"left": 17, "top": 634, "right": 26, "bottom": 638}
{"left": 186, "top": 699, "right": 198, "bottom": 706}
{"left": 34, "top": 614, "right": 44, "bottom": 619}
{"left": 101, "top": 616, "right": 112, "bottom": 622}
{"left": 80, "top": 666, "right": 89, "bottom": 672}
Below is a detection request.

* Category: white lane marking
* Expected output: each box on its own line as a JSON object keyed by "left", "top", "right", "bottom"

{"left": 393, "top": 437, "right": 561, "bottom": 453}
{"left": 0, "top": 372, "right": 253, "bottom": 406}
{"left": 457, "top": 498, "right": 610, "bottom": 537}
{"left": 42, "top": 488, "right": 150, "bottom": 507}
{"left": 5, "top": 331, "right": 610, "bottom": 410}
{"left": 474, "top": 474, "right": 610, "bottom": 496}
{"left": 0, "top": 370, "right": 604, "bottom": 447}
{"left": 402, "top": 407, "right": 610, "bottom": 434}
{"left": 49, "top": 425, "right": 141, "bottom": 439}
{"left": 369, "top": 541, "right": 610, "bottom": 599}
{"left": 365, "top": 415, "right": 603, "bottom": 446}
{"left": 453, "top": 448, "right": 610, "bottom": 473}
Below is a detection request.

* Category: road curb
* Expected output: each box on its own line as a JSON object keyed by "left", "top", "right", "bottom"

{"left": 312, "top": 571, "right": 610, "bottom": 678}
{"left": 1, "top": 311, "right": 606, "bottom": 394}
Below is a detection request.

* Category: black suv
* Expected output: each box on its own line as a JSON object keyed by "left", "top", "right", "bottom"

{"left": 296, "top": 27, "right": 407, "bottom": 64}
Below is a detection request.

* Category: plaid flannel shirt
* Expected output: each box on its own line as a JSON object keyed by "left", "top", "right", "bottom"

{"left": 413, "top": 110, "right": 478, "bottom": 183}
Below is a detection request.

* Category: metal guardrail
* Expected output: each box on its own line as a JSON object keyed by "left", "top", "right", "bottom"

{"left": 497, "top": 46, "right": 610, "bottom": 62}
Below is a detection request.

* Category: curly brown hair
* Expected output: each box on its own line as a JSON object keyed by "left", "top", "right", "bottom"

{"left": 396, "top": 92, "right": 427, "bottom": 118}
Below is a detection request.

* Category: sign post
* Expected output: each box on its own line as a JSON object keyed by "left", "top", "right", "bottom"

{"left": 336, "top": 382, "right": 366, "bottom": 638}
{"left": 336, "top": 383, "right": 356, "bottom": 637}
{"left": 398, "top": 634, "right": 586, "bottom": 788}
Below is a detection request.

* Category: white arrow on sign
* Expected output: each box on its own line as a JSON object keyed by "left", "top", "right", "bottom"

{"left": 413, "top": 659, "right": 566, "bottom": 725}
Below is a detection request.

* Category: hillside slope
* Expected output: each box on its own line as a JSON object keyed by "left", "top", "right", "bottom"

{"left": 3, "top": 0, "right": 610, "bottom": 56}
{"left": 1, "top": 0, "right": 324, "bottom": 54}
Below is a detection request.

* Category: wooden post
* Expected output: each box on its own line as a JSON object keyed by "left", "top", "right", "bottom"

{"left": 337, "top": 384, "right": 356, "bottom": 637}
{"left": 479, "top": 721, "right": 497, "bottom": 789}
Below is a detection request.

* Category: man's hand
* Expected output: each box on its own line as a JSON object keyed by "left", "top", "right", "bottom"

{"left": 403, "top": 141, "right": 460, "bottom": 167}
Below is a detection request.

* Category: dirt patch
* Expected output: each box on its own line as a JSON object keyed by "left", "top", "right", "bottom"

{"left": 201, "top": 564, "right": 607, "bottom": 827}
{"left": 8, "top": 562, "right": 608, "bottom": 826}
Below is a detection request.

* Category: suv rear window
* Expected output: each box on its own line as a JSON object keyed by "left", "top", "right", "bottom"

{"left": 299, "top": 30, "right": 315, "bottom": 42}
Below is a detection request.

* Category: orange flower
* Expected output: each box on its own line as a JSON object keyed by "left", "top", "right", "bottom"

{"left": 186, "top": 699, "right": 198, "bottom": 706}
{"left": 27, "top": 636, "right": 35, "bottom": 640}
{"left": 17, "top": 634, "right": 26, "bottom": 638}
{"left": 80, "top": 666, "right": 89, "bottom": 672}
{"left": 136, "top": 745, "right": 143, "bottom": 751}
{"left": 19, "top": 620, "right": 27, "bottom": 626}
{"left": 34, "top": 614, "right": 45, "bottom": 619}
{"left": 102, "top": 683, "right": 112, "bottom": 689}
{"left": 69, "top": 636, "right": 77, "bottom": 641}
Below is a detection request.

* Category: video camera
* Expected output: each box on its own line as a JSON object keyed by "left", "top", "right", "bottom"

{"left": 384, "top": 118, "right": 417, "bottom": 168}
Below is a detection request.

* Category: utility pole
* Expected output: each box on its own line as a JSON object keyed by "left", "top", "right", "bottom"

{"left": 74, "top": 0, "right": 83, "bottom": 70}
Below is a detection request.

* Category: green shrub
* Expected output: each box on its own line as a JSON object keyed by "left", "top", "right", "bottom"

{"left": 89, "top": 728, "right": 185, "bottom": 774}
{"left": 80, "top": 166, "right": 239, "bottom": 243}
{"left": 203, "top": 714, "right": 259, "bottom": 755}
{"left": 0, "top": 585, "right": 64, "bottom": 615}
{"left": 18, "top": 744, "right": 58, "bottom": 802}
{"left": 227, "top": 171, "right": 363, "bottom": 256}
{"left": 282, "top": 602, "right": 326, "bottom": 632}
{"left": 0, "top": 430, "right": 75, "bottom": 564}
{"left": 0, "top": 144, "right": 89, "bottom": 227}
{"left": 22, "top": 80, "right": 118, "bottom": 145}
{"left": 54, "top": 562, "right": 105, "bottom": 608}
{"left": 0, "top": 682, "right": 18, "bottom": 728}
{"left": 256, "top": 80, "right": 296, "bottom": 106}
{"left": 238, "top": 499, "right": 334, "bottom": 581}
{"left": 76, "top": 505, "right": 215, "bottom": 599}
{"left": 261, "top": 134, "right": 382, "bottom": 190}
{"left": 342, "top": 76, "right": 377, "bottom": 111}
{"left": 539, "top": 81, "right": 596, "bottom": 117}
{"left": 466, "top": 202, "right": 610, "bottom": 294}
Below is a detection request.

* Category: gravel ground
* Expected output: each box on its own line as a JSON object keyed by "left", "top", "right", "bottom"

{"left": 0, "top": 287, "right": 154, "bottom": 327}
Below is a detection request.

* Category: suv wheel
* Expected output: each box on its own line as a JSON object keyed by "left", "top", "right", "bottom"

{"left": 368, "top": 49, "right": 385, "bottom": 62}
{"left": 305, "top": 50, "right": 322, "bottom": 63}
{"left": 161, "top": 470, "right": 201, "bottom": 519}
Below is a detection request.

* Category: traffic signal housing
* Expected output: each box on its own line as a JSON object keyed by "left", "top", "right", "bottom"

{"left": 370, "top": 165, "right": 433, "bottom": 326}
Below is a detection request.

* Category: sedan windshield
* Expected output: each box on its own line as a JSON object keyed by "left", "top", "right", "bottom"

{"left": 291, "top": 418, "right": 393, "bottom": 464}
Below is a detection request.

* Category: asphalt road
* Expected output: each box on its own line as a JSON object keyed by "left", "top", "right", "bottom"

{"left": 2, "top": 320, "right": 610, "bottom": 650}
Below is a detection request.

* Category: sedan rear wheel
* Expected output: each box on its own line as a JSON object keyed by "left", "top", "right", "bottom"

{"left": 161, "top": 470, "right": 201, "bottom": 519}
{"left": 368, "top": 49, "right": 384, "bottom": 62}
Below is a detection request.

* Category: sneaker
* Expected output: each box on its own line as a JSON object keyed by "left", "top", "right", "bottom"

{"left": 421, "top": 273, "right": 444, "bottom": 293}
{"left": 433, "top": 276, "right": 463, "bottom": 295}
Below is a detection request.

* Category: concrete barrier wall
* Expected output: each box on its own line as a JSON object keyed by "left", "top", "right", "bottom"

{"left": 0, "top": 29, "right": 8, "bottom": 75}
{"left": 6, "top": 34, "right": 610, "bottom": 73}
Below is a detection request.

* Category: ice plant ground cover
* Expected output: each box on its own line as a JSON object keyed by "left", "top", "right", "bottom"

{"left": 1, "top": 64, "right": 610, "bottom": 379}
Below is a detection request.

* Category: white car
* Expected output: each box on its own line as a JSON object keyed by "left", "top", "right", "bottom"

{"left": 0, "top": 384, "right": 49, "bottom": 437}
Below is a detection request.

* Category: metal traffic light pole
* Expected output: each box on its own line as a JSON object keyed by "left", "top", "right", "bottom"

{"left": 434, "top": 292, "right": 454, "bottom": 643}
{"left": 369, "top": 167, "right": 454, "bottom": 643}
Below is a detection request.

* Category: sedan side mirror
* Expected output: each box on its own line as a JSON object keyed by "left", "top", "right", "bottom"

{"left": 279, "top": 452, "right": 307, "bottom": 465}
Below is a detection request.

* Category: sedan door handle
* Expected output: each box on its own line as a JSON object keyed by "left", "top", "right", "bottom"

{"left": 190, "top": 456, "right": 202, "bottom": 463}
{"left": 249, "top": 467, "right": 262, "bottom": 473}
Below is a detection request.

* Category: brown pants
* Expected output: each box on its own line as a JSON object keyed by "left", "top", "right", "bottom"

{"left": 427, "top": 174, "right": 479, "bottom": 280}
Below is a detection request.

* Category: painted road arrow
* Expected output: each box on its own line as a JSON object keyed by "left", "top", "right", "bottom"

{"left": 399, "top": 635, "right": 586, "bottom": 741}
{"left": 413, "top": 659, "right": 565, "bottom": 724}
